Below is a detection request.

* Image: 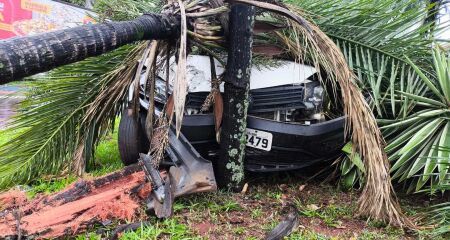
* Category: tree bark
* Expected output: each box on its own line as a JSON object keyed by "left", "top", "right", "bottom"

{"left": 217, "top": 4, "right": 255, "bottom": 190}
{"left": 0, "top": 165, "right": 150, "bottom": 239}
{"left": 424, "top": 0, "right": 443, "bottom": 36}
{"left": 0, "top": 13, "right": 180, "bottom": 84}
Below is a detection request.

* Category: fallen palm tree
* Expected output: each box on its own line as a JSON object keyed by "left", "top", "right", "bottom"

{"left": 0, "top": 165, "right": 148, "bottom": 239}
{"left": 0, "top": 0, "right": 413, "bottom": 229}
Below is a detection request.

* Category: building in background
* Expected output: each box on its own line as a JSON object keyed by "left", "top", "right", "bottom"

{"left": 0, "top": 0, "right": 95, "bottom": 39}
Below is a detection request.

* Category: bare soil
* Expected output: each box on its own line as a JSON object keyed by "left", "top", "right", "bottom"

{"left": 0, "top": 168, "right": 432, "bottom": 239}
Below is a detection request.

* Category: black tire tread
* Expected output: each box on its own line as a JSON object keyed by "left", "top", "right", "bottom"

{"left": 118, "top": 109, "right": 149, "bottom": 165}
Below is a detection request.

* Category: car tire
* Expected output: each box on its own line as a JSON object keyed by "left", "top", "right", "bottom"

{"left": 118, "top": 108, "right": 150, "bottom": 165}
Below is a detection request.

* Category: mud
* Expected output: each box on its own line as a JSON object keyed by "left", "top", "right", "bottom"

{"left": 0, "top": 165, "right": 151, "bottom": 239}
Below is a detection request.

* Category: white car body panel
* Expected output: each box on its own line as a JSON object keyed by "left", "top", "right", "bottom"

{"left": 157, "top": 55, "right": 317, "bottom": 93}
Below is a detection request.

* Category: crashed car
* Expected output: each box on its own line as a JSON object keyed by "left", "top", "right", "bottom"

{"left": 119, "top": 55, "right": 346, "bottom": 172}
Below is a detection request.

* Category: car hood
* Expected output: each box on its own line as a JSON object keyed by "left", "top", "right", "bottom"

{"left": 157, "top": 55, "right": 317, "bottom": 93}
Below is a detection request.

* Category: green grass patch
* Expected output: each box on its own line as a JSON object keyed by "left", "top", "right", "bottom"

{"left": 174, "top": 191, "right": 242, "bottom": 214}
{"left": 288, "top": 230, "right": 330, "bottom": 240}
{"left": 0, "top": 120, "right": 123, "bottom": 197}
{"left": 76, "top": 219, "right": 200, "bottom": 240}
{"left": 121, "top": 219, "right": 198, "bottom": 240}
{"left": 357, "top": 230, "right": 403, "bottom": 240}
{"left": 26, "top": 175, "right": 78, "bottom": 199}
{"left": 297, "top": 203, "right": 353, "bottom": 228}
{"left": 87, "top": 125, "right": 123, "bottom": 177}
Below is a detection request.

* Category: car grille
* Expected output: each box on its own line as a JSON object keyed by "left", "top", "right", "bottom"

{"left": 249, "top": 85, "right": 305, "bottom": 113}
{"left": 185, "top": 84, "right": 306, "bottom": 114}
{"left": 185, "top": 92, "right": 209, "bottom": 110}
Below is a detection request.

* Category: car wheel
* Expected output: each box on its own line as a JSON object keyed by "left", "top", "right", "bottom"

{"left": 118, "top": 108, "right": 150, "bottom": 165}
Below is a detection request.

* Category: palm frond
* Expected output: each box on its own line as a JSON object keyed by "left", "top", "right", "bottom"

{"left": 423, "top": 146, "right": 450, "bottom": 237}
{"left": 94, "top": 0, "right": 161, "bottom": 21}
{"left": 80, "top": 41, "right": 149, "bottom": 169}
{"left": 0, "top": 43, "right": 145, "bottom": 188}
{"left": 266, "top": 3, "right": 409, "bottom": 226}
{"left": 173, "top": 0, "right": 188, "bottom": 135}
{"left": 380, "top": 48, "right": 450, "bottom": 192}
{"left": 286, "top": 0, "right": 446, "bottom": 118}
{"left": 178, "top": 0, "right": 411, "bottom": 226}
{"left": 427, "top": 201, "right": 450, "bottom": 236}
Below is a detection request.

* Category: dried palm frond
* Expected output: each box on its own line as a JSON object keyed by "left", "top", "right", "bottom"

{"left": 2, "top": 0, "right": 440, "bottom": 228}
{"left": 149, "top": 115, "right": 170, "bottom": 167}
{"left": 151, "top": 0, "right": 412, "bottom": 226}
{"left": 172, "top": 0, "right": 188, "bottom": 135}
{"left": 144, "top": 41, "right": 161, "bottom": 142}
{"left": 284, "top": 6, "right": 410, "bottom": 228}
{"left": 131, "top": 42, "right": 153, "bottom": 115}
{"left": 79, "top": 42, "right": 149, "bottom": 172}
{"left": 200, "top": 56, "right": 223, "bottom": 142}
{"left": 220, "top": 0, "right": 410, "bottom": 227}
{"left": 288, "top": 0, "right": 444, "bottom": 118}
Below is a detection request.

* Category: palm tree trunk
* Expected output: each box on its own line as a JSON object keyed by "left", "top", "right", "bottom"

{"left": 424, "top": 0, "right": 443, "bottom": 36}
{"left": 0, "top": 13, "right": 179, "bottom": 84}
{"left": 217, "top": 3, "right": 255, "bottom": 190}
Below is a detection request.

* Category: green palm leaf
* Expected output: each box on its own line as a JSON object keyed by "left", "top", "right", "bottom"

{"left": 396, "top": 90, "right": 447, "bottom": 107}
{"left": 419, "top": 131, "right": 443, "bottom": 189}
{"left": 437, "top": 122, "right": 450, "bottom": 183}
{"left": 283, "top": 0, "right": 448, "bottom": 191}
{"left": 287, "top": 0, "right": 445, "bottom": 117}
{"left": 384, "top": 46, "right": 450, "bottom": 191}
{"left": 0, "top": 43, "right": 143, "bottom": 188}
{"left": 398, "top": 118, "right": 444, "bottom": 155}
{"left": 0, "top": 0, "right": 155, "bottom": 188}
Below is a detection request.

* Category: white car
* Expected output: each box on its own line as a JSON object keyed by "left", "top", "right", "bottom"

{"left": 119, "top": 55, "right": 345, "bottom": 172}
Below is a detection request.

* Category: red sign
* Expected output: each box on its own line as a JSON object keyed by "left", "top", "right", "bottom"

{"left": 0, "top": 0, "right": 95, "bottom": 39}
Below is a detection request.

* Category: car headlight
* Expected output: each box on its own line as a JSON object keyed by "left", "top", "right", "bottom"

{"left": 311, "top": 85, "right": 324, "bottom": 108}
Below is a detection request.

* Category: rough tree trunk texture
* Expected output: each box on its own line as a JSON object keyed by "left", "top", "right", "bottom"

{"left": 0, "top": 165, "right": 151, "bottom": 239}
{"left": 424, "top": 0, "right": 443, "bottom": 34}
{"left": 0, "top": 13, "right": 180, "bottom": 84}
{"left": 217, "top": 4, "right": 255, "bottom": 190}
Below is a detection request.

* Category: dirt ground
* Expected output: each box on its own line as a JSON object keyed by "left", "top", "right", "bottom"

{"left": 75, "top": 170, "right": 438, "bottom": 239}
{"left": 169, "top": 173, "right": 417, "bottom": 239}
{"left": 1, "top": 168, "right": 442, "bottom": 239}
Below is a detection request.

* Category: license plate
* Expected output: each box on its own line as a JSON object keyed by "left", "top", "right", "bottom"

{"left": 246, "top": 128, "right": 273, "bottom": 151}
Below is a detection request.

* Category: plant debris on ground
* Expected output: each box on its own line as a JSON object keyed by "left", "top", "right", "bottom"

{"left": 0, "top": 0, "right": 449, "bottom": 238}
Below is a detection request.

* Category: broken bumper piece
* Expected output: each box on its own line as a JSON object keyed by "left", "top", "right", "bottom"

{"left": 143, "top": 127, "right": 217, "bottom": 218}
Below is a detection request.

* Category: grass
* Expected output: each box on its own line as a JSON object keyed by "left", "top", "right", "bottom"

{"left": 1, "top": 119, "right": 448, "bottom": 239}
{"left": 2, "top": 126, "right": 448, "bottom": 239}
{"left": 298, "top": 203, "right": 353, "bottom": 228}
{"left": 1, "top": 135, "right": 446, "bottom": 239}
{"left": 0, "top": 121, "right": 123, "bottom": 199}
{"left": 125, "top": 179, "right": 417, "bottom": 239}
{"left": 87, "top": 125, "right": 123, "bottom": 177}
{"left": 26, "top": 175, "right": 78, "bottom": 199}
{"left": 288, "top": 230, "right": 330, "bottom": 240}
{"left": 22, "top": 129, "right": 123, "bottom": 199}
{"left": 76, "top": 219, "right": 201, "bottom": 240}
{"left": 120, "top": 219, "right": 199, "bottom": 240}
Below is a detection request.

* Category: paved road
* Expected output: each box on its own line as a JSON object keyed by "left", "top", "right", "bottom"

{"left": 0, "top": 86, "right": 24, "bottom": 129}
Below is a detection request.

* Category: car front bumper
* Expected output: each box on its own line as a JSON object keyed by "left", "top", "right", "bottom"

{"left": 181, "top": 114, "right": 346, "bottom": 172}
